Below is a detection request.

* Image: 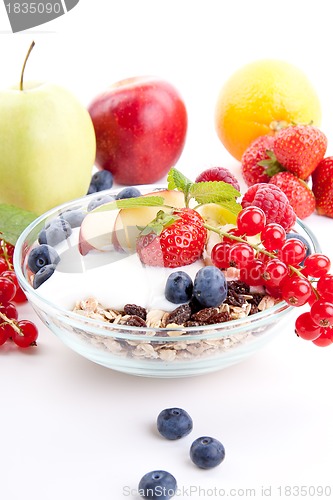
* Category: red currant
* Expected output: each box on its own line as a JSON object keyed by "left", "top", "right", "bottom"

{"left": 0, "top": 277, "right": 17, "bottom": 304}
{"left": 312, "top": 328, "right": 333, "bottom": 347}
{"left": 316, "top": 274, "right": 333, "bottom": 301}
{"left": 0, "top": 257, "right": 8, "bottom": 274}
{"left": 262, "top": 259, "right": 289, "bottom": 286}
{"left": 237, "top": 207, "right": 266, "bottom": 236}
{"left": 260, "top": 223, "right": 286, "bottom": 251}
{"left": 280, "top": 238, "right": 307, "bottom": 266}
{"left": 302, "top": 254, "right": 331, "bottom": 278}
{"left": 211, "top": 242, "right": 231, "bottom": 269}
{"left": 228, "top": 242, "right": 255, "bottom": 268}
{"left": 239, "top": 259, "right": 265, "bottom": 286}
{"left": 1, "top": 270, "right": 27, "bottom": 303}
{"left": 265, "top": 284, "right": 283, "bottom": 299}
{"left": 0, "top": 325, "right": 10, "bottom": 346}
{"left": 0, "top": 302, "right": 18, "bottom": 321}
{"left": 281, "top": 276, "right": 312, "bottom": 306}
{"left": 11, "top": 320, "right": 38, "bottom": 348}
{"left": 295, "top": 312, "right": 322, "bottom": 341}
{"left": 310, "top": 300, "right": 333, "bottom": 327}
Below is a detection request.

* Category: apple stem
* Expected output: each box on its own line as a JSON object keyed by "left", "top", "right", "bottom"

{"left": 20, "top": 41, "right": 35, "bottom": 92}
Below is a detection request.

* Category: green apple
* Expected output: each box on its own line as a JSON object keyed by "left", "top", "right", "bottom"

{"left": 0, "top": 43, "right": 96, "bottom": 215}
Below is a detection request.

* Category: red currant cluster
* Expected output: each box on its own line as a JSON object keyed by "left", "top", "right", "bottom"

{"left": 209, "top": 207, "right": 333, "bottom": 347}
{"left": 0, "top": 240, "right": 38, "bottom": 348}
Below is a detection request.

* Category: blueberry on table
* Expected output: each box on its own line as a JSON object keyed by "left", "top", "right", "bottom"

{"left": 138, "top": 470, "right": 177, "bottom": 500}
{"left": 157, "top": 407, "right": 193, "bottom": 440}
{"left": 193, "top": 266, "right": 227, "bottom": 308}
{"left": 87, "top": 170, "right": 113, "bottom": 194}
{"left": 165, "top": 272, "right": 193, "bottom": 304}
{"left": 33, "top": 264, "right": 56, "bottom": 289}
{"left": 27, "top": 245, "right": 60, "bottom": 273}
{"left": 190, "top": 436, "right": 225, "bottom": 469}
{"left": 115, "top": 186, "right": 141, "bottom": 200}
{"left": 38, "top": 218, "right": 72, "bottom": 246}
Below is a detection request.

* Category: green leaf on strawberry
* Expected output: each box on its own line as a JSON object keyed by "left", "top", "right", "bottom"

{"left": 0, "top": 204, "right": 38, "bottom": 246}
{"left": 257, "top": 150, "right": 286, "bottom": 177}
{"left": 138, "top": 210, "right": 179, "bottom": 236}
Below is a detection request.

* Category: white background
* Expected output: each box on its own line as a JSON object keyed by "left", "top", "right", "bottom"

{"left": 0, "top": 1, "right": 333, "bottom": 499}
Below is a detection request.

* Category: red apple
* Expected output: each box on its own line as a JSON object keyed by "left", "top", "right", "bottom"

{"left": 88, "top": 77, "right": 187, "bottom": 185}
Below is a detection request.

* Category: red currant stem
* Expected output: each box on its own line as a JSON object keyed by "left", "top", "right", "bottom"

{"left": 0, "top": 311, "right": 23, "bottom": 336}
{"left": 203, "top": 222, "right": 319, "bottom": 295}
{"left": 204, "top": 223, "right": 274, "bottom": 257}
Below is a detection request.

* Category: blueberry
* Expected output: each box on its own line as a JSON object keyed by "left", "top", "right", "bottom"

{"left": 193, "top": 266, "right": 227, "bottom": 308}
{"left": 138, "top": 470, "right": 177, "bottom": 500}
{"left": 286, "top": 232, "right": 312, "bottom": 263}
{"left": 59, "top": 209, "right": 86, "bottom": 228}
{"left": 87, "top": 170, "right": 113, "bottom": 194}
{"left": 190, "top": 436, "right": 225, "bottom": 469}
{"left": 157, "top": 408, "right": 193, "bottom": 440}
{"left": 87, "top": 194, "right": 115, "bottom": 212}
{"left": 33, "top": 264, "right": 56, "bottom": 289}
{"left": 165, "top": 272, "right": 193, "bottom": 304}
{"left": 38, "top": 218, "right": 72, "bottom": 246}
{"left": 115, "top": 186, "right": 141, "bottom": 200}
{"left": 27, "top": 245, "right": 60, "bottom": 273}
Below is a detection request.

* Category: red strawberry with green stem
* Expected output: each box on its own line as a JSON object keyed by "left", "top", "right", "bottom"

{"left": 241, "top": 135, "right": 276, "bottom": 186}
{"left": 271, "top": 124, "right": 327, "bottom": 180}
{"left": 269, "top": 171, "right": 316, "bottom": 219}
{"left": 136, "top": 208, "right": 207, "bottom": 268}
{"left": 312, "top": 156, "right": 333, "bottom": 217}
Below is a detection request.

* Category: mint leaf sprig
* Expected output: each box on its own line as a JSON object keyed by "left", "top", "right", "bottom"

{"left": 95, "top": 195, "right": 166, "bottom": 212}
{"left": 167, "top": 167, "right": 241, "bottom": 216}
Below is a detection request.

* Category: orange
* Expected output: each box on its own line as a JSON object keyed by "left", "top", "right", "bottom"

{"left": 215, "top": 59, "right": 322, "bottom": 161}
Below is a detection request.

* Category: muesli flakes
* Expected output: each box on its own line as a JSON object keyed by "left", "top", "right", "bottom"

{"left": 71, "top": 287, "right": 278, "bottom": 362}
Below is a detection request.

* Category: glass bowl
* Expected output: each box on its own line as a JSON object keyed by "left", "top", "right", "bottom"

{"left": 14, "top": 186, "right": 321, "bottom": 378}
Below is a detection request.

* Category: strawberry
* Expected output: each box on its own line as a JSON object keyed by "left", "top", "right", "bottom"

{"left": 241, "top": 135, "right": 276, "bottom": 186}
{"left": 269, "top": 171, "right": 316, "bottom": 219}
{"left": 312, "top": 156, "right": 333, "bottom": 217}
{"left": 136, "top": 208, "right": 207, "bottom": 268}
{"left": 273, "top": 125, "right": 327, "bottom": 179}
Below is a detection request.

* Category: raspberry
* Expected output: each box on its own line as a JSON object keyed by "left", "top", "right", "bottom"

{"left": 241, "top": 183, "right": 296, "bottom": 231}
{"left": 195, "top": 167, "right": 240, "bottom": 191}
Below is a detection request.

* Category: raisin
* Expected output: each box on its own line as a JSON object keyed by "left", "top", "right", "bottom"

{"left": 209, "top": 311, "right": 231, "bottom": 324}
{"left": 184, "top": 320, "right": 204, "bottom": 327}
{"left": 226, "top": 289, "right": 246, "bottom": 307}
{"left": 228, "top": 280, "right": 250, "bottom": 295}
{"left": 248, "top": 293, "right": 264, "bottom": 306}
{"left": 123, "top": 315, "right": 147, "bottom": 327}
{"left": 124, "top": 304, "right": 147, "bottom": 320}
{"left": 191, "top": 307, "right": 218, "bottom": 323}
{"left": 167, "top": 304, "right": 192, "bottom": 325}
{"left": 249, "top": 304, "right": 259, "bottom": 315}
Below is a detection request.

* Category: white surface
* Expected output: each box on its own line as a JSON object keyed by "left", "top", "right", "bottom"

{"left": 1, "top": 2, "right": 333, "bottom": 499}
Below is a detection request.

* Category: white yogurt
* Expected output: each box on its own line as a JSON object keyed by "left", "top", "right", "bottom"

{"left": 37, "top": 228, "right": 204, "bottom": 312}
